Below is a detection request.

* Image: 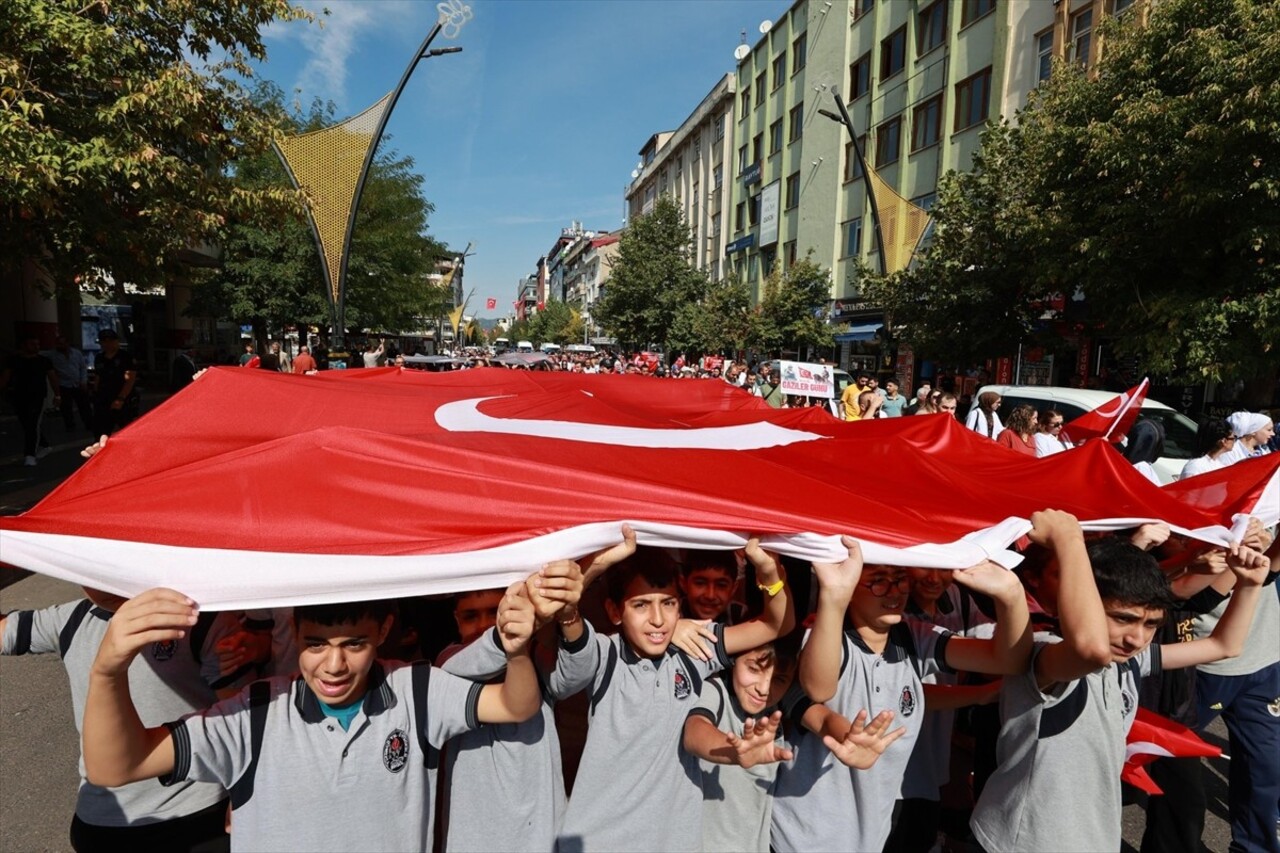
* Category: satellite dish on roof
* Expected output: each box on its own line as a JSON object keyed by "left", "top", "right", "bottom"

{"left": 734, "top": 44, "right": 750, "bottom": 61}
{"left": 631, "top": 169, "right": 640, "bottom": 179}
{"left": 759, "top": 19, "right": 773, "bottom": 34}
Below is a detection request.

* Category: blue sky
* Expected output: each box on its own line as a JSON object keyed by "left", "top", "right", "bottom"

{"left": 254, "top": 0, "right": 788, "bottom": 318}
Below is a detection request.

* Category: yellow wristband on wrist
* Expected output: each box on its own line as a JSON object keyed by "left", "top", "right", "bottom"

{"left": 757, "top": 579, "right": 785, "bottom": 598}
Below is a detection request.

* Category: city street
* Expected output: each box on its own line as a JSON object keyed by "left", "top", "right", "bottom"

{"left": 0, "top": 402, "right": 1238, "bottom": 852}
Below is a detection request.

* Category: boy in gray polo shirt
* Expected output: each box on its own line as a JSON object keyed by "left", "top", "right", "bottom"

{"left": 437, "top": 559, "right": 599, "bottom": 852}
{"left": 557, "top": 539, "right": 793, "bottom": 852}
{"left": 774, "top": 531, "right": 1034, "bottom": 853}
{"left": 1, "top": 588, "right": 249, "bottom": 851}
{"left": 683, "top": 639, "right": 906, "bottom": 853}
{"left": 80, "top": 584, "right": 544, "bottom": 852}
{"left": 971, "top": 522, "right": 1272, "bottom": 853}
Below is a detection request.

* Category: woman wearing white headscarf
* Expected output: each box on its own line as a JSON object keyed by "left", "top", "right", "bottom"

{"left": 1221, "top": 411, "right": 1275, "bottom": 465}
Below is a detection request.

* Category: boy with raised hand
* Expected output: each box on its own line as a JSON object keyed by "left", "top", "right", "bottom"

{"left": 436, "top": 556, "right": 603, "bottom": 852}
{"left": 0, "top": 588, "right": 250, "bottom": 852}
{"left": 81, "top": 585, "right": 543, "bottom": 853}
{"left": 773, "top": 535, "right": 1032, "bottom": 853}
{"left": 682, "top": 639, "right": 905, "bottom": 853}
{"left": 557, "top": 537, "right": 794, "bottom": 853}
{"left": 970, "top": 514, "right": 1272, "bottom": 853}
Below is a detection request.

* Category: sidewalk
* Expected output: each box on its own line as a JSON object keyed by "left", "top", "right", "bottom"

{"left": 0, "top": 387, "right": 174, "bottom": 511}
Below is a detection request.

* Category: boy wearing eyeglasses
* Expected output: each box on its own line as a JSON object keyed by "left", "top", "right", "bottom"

{"left": 771, "top": 529, "right": 1034, "bottom": 852}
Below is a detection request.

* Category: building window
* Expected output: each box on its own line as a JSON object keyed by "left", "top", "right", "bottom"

{"left": 755, "top": 72, "right": 766, "bottom": 105}
{"left": 853, "top": 0, "right": 874, "bottom": 21}
{"left": 1035, "top": 28, "right": 1053, "bottom": 82}
{"left": 711, "top": 213, "right": 721, "bottom": 237}
{"left": 961, "top": 0, "right": 996, "bottom": 27}
{"left": 789, "top": 102, "right": 804, "bottom": 142}
{"left": 842, "top": 218, "right": 863, "bottom": 258}
{"left": 880, "top": 26, "right": 907, "bottom": 79}
{"left": 911, "top": 192, "right": 937, "bottom": 211}
{"left": 785, "top": 240, "right": 798, "bottom": 267}
{"left": 713, "top": 165, "right": 723, "bottom": 188}
{"left": 773, "top": 53, "right": 787, "bottom": 90}
{"left": 844, "top": 138, "right": 865, "bottom": 183}
{"left": 911, "top": 95, "right": 942, "bottom": 151}
{"left": 752, "top": 133, "right": 763, "bottom": 166}
{"left": 749, "top": 194, "right": 761, "bottom": 225}
{"left": 770, "top": 119, "right": 784, "bottom": 154}
{"left": 792, "top": 33, "right": 806, "bottom": 73}
{"left": 714, "top": 115, "right": 724, "bottom": 140}
{"left": 740, "top": 87, "right": 752, "bottom": 116}
{"left": 917, "top": 1, "right": 948, "bottom": 55}
{"left": 954, "top": 66, "right": 991, "bottom": 131}
{"left": 785, "top": 172, "right": 800, "bottom": 209}
{"left": 735, "top": 201, "right": 746, "bottom": 232}
{"left": 738, "top": 145, "right": 749, "bottom": 175}
{"left": 849, "top": 52, "right": 871, "bottom": 100}
{"left": 1070, "top": 9, "right": 1093, "bottom": 67}
{"left": 1112, "top": 0, "right": 1135, "bottom": 16}
{"left": 875, "top": 116, "right": 902, "bottom": 167}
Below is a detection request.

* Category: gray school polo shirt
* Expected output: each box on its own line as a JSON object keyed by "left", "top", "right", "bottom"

{"left": 164, "top": 660, "right": 482, "bottom": 852}
{"left": 1193, "top": 586, "right": 1279, "bottom": 676}
{"left": 688, "top": 673, "right": 792, "bottom": 853}
{"left": 1, "top": 600, "right": 245, "bottom": 826}
{"left": 771, "top": 618, "right": 953, "bottom": 853}
{"left": 557, "top": 625, "right": 731, "bottom": 853}
{"left": 900, "top": 587, "right": 995, "bottom": 800}
{"left": 440, "top": 623, "right": 598, "bottom": 852}
{"left": 970, "top": 638, "right": 1159, "bottom": 853}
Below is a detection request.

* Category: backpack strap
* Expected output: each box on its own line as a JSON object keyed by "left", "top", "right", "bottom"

{"left": 589, "top": 642, "right": 619, "bottom": 714}
{"left": 58, "top": 600, "right": 95, "bottom": 659}
{"left": 229, "top": 679, "right": 271, "bottom": 810}
{"left": 11, "top": 611, "right": 34, "bottom": 656}
{"left": 188, "top": 611, "right": 217, "bottom": 666}
{"left": 411, "top": 662, "right": 440, "bottom": 769}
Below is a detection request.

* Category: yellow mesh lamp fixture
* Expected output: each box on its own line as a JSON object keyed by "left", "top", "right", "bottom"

{"left": 864, "top": 166, "right": 932, "bottom": 274}
{"left": 275, "top": 94, "right": 393, "bottom": 308}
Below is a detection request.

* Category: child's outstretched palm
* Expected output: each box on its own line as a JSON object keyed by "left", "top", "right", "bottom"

{"left": 728, "top": 711, "right": 794, "bottom": 769}
{"left": 823, "top": 709, "right": 906, "bottom": 770}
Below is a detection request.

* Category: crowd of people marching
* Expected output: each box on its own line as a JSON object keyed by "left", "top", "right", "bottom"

{"left": 3, "top": 339, "right": 1278, "bottom": 853}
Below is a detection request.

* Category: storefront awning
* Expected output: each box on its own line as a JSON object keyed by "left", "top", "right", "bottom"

{"left": 835, "top": 323, "right": 883, "bottom": 343}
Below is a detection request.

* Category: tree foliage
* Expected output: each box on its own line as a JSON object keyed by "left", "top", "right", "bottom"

{"left": 596, "top": 195, "right": 710, "bottom": 348}
{"left": 756, "top": 256, "right": 836, "bottom": 356}
{"left": 0, "top": 0, "right": 311, "bottom": 292}
{"left": 861, "top": 0, "right": 1280, "bottom": 383}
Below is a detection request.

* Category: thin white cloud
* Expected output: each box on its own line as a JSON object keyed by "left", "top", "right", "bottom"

{"left": 291, "top": 0, "right": 417, "bottom": 106}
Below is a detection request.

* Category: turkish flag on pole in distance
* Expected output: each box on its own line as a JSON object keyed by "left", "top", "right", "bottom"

{"left": 1063, "top": 378, "right": 1150, "bottom": 443}
{"left": 486, "top": 297, "right": 496, "bottom": 310}
{"left": 1122, "top": 707, "right": 1221, "bottom": 795}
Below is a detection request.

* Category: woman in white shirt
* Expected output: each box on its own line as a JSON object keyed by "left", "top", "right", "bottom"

{"left": 964, "top": 391, "right": 1003, "bottom": 439}
{"left": 1034, "top": 408, "right": 1072, "bottom": 457}
{"left": 1178, "top": 417, "right": 1236, "bottom": 479}
{"left": 1220, "top": 411, "right": 1275, "bottom": 464}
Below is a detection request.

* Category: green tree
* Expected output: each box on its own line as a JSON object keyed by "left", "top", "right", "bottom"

{"left": 682, "top": 277, "right": 761, "bottom": 356}
{"left": 864, "top": 0, "right": 1280, "bottom": 388}
{"left": 188, "top": 85, "right": 448, "bottom": 342}
{"left": 596, "top": 195, "right": 710, "bottom": 348}
{"left": 757, "top": 257, "right": 836, "bottom": 357}
{"left": 527, "top": 299, "right": 576, "bottom": 345}
{"left": 0, "top": 0, "right": 310, "bottom": 293}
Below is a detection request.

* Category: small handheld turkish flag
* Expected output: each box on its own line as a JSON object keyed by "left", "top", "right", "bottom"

{"left": 485, "top": 297, "right": 497, "bottom": 310}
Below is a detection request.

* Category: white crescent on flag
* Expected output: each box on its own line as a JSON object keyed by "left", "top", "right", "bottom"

{"left": 0, "top": 368, "right": 1275, "bottom": 609}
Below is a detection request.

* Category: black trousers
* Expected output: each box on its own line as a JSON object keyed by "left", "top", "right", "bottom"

{"left": 70, "top": 798, "right": 229, "bottom": 853}
{"left": 59, "top": 385, "right": 94, "bottom": 429}
{"left": 1139, "top": 756, "right": 1209, "bottom": 853}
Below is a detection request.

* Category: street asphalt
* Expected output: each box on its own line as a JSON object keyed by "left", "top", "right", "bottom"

{"left": 0, "top": 397, "right": 1239, "bottom": 852}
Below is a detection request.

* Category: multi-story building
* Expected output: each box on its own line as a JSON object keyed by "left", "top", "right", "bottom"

{"left": 624, "top": 74, "right": 737, "bottom": 281}
{"left": 562, "top": 232, "right": 620, "bottom": 342}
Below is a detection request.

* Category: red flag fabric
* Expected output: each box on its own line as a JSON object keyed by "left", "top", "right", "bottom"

{"left": 1, "top": 368, "right": 1276, "bottom": 609}
{"left": 1064, "top": 378, "right": 1150, "bottom": 442}
{"left": 485, "top": 297, "right": 497, "bottom": 310}
{"left": 1123, "top": 708, "right": 1221, "bottom": 795}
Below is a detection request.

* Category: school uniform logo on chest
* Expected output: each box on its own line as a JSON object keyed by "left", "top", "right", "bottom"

{"left": 383, "top": 728, "right": 409, "bottom": 773}
{"left": 673, "top": 668, "right": 691, "bottom": 700}
{"left": 151, "top": 640, "right": 178, "bottom": 661}
{"left": 899, "top": 686, "right": 916, "bottom": 717}
{"left": 1122, "top": 690, "right": 1134, "bottom": 718}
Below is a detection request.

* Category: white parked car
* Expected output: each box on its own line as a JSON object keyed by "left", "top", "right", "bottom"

{"left": 970, "top": 384, "right": 1200, "bottom": 484}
